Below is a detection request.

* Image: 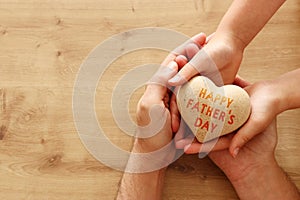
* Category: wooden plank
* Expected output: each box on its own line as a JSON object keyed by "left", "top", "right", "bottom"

{"left": 0, "top": 0, "right": 299, "bottom": 199}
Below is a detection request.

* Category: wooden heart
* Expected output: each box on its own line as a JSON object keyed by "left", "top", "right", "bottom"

{"left": 177, "top": 76, "right": 251, "bottom": 143}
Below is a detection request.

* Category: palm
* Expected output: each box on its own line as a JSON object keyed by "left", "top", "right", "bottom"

{"left": 228, "top": 80, "right": 280, "bottom": 154}
{"left": 209, "top": 121, "right": 277, "bottom": 181}
{"left": 244, "top": 82, "right": 278, "bottom": 134}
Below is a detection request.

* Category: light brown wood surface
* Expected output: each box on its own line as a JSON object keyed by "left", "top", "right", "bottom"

{"left": 0, "top": 0, "right": 300, "bottom": 199}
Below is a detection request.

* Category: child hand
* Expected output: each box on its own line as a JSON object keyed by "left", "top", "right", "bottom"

{"left": 229, "top": 76, "right": 284, "bottom": 157}
{"left": 174, "top": 75, "right": 281, "bottom": 156}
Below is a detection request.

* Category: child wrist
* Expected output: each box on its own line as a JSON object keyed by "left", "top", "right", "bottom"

{"left": 268, "top": 79, "right": 289, "bottom": 114}
{"left": 214, "top": 30, "right": 247, "bottom": 52}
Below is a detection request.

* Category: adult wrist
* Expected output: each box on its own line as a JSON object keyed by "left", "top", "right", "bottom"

{"left": 229, "top": 157, "right": 279, "bottom": 199}
{"left": 229, "top": 158, "right": 300, "bottom": 200}
{"left": 127, "top": 139, "right": 176, "bottom": 172}
{"left": 229, "top": 156, "right": 277, "bottom": 184}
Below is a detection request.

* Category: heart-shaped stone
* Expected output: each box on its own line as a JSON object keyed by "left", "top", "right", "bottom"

{"left": 177, "top": 76, "right": 251, "bottom": 143}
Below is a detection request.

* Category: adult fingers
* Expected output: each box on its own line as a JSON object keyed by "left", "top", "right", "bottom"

{"left": 146, "top": 61, "right": 178, "bottom": 98}
{"left": 185, "top": 43, "right": 201, "bottom": 60}
{"left": 168, "top": 48, "right": 217, "bottom": 86}
{"left": 175, "top": 136, "right": 195, "bottom": 149}
{"left": 161, "top": 32, "right": 205, "bottom": 69}
{"left": 170, "top": 92, "right": 180, "bottom": 132}
{"left": 192, "top": 32, "right": 207, "bottom": 47}
{"left": 184, "top": 134, "right": 233, "bottom": 154}
{"left": 174, "top": 121, "right": 191, "bottom": 142}
{"left": 161, "top": 53, "right": 177, "bottom": 67}
{"left": 175, "top": 55, "right": 188, "bottom": 69}
{"left": 172, "top": 33, "right": 206, "bottom": 57}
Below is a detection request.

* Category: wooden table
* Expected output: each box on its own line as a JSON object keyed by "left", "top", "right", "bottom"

{"left": 0, "top": 0, "right": 299, "bottom": 199}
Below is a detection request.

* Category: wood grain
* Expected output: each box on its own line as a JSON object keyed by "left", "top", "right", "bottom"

{"left": 0, "top": 0, "right": 300, "bottom": 199}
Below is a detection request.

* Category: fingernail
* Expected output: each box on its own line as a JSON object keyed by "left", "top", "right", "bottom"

{"left": 169, "top": 75, "right": 183, "bottom": 84}
{"left": 233, "top": 148, "right": 240, "bottom": 158}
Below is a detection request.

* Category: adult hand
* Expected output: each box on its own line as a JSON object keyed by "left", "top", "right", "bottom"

{"left": 134, "top": 60, "right": 176, "bottom": 153}
{"left": 209, "top": 119, "right": 277, "bottom": 184}
{"left": 117, "top": 33, "right": 207, "bottom": 200}
{"left": 134, "top": 33, "right": 207, "bottom": 153}
{"left": 174, "top": 80, "right": 300, "bottom": 199}
{"left": 210, "top": 120, "right": 300, "bottom": 200}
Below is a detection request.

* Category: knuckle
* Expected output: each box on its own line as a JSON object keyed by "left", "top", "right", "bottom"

{"left": 137, "top": 98, "right": 150, "bottom": 114}
{"left": 136, "top": 99, "right": 150, "bottom": 125}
